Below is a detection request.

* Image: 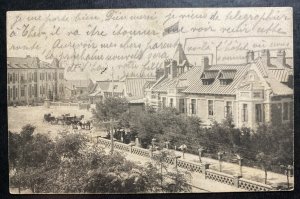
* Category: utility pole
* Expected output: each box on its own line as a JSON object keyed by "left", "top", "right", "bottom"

{"left": 110, "top": 65, "right": 115, "bottom": 154}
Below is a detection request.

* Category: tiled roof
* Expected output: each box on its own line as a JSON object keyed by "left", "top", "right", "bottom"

{"left": 218, "top": 70, "right": 237, "bottom": 79}
{"left": 183, "top": 64, "right": 249, "bottom": 95}
{"left": 66, "top": 79, "right": 90, "bottom": 89}
{"left": 201, "top": 70, "right": 219, "bottom": 79}
{"left": 265, "top": 69, "right": 293, "bottom": 96}
{"left": 109, "top": 81, "right": 125, "bottom": 93}
{"left": 151, "top": 66, "right": 201, "bottom": 92}
{"left": 268, "top": 69, "right": 292, "bottom": 83}
{"left": 125, "top": 77, "right": 155, "bottom": 98}
{"left": 7, "top": 57, "right": 61, "bottom": 69}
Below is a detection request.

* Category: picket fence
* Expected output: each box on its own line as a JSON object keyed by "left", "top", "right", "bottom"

{"left": 96, "top": 137, "right": 274, "bottom": 192}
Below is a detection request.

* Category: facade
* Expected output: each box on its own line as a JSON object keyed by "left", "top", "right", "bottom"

{"left": 146, "top": 45, "right": 293, "bottom": 129}
{"left": 7, "top": 56, "right": 65, "bottom": 105}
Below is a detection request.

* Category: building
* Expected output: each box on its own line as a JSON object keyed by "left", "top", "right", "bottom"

{"left": 7, "top": 56, "right": 65, "bottom": 105}
{"left": 146, "top": 44, "right": 293, "bottom": 129}
{"left": 64, "top": 79, "right": 94, "bottom": 101}
{"left": 89, "top": 77, "right": 156, "bottom": 104}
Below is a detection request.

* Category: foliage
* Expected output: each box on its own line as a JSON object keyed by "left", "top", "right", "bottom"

{"left": 92, "top": 97, "right": 129, "bottom": 123}
{"left": 9, "top": 125, "right": 191, "bottom": 193}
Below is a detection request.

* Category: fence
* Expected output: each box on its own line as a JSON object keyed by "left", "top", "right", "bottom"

{"left": 47, "top": 102, "right": 90, "bottom": 109}
{"left": 96, "top": 137, "right": 274, "bottom": 192}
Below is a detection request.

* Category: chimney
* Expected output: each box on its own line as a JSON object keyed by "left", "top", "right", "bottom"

{"left": 246, "top": 50, "right": 254, "bottom": 63}
{"left": 164, "top": 59, "right": 171, "bottom": 77}
{"left": 261, "top": 49, "right": 270, "bottom": 66}
{"left": 155, "top": 68, "right": 164, "bottom": 80}
{"left": 52, "top": 58, "right": 60, "bottom": 68}
{"left": 171, "top": 60, "right": 177, "bottom": 78}
{"left": 201, "top": 56, "right": 209, "bottom": 69}
{"left": 277, "top": 50, "right": 286, "bottom": 66}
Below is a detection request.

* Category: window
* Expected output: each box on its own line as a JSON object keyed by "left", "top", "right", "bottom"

{"left": 283, "top": 102, "right": 289, "bottom": 121}
{"left": 242, "top": 104, "right": 248, "bottom": 122}
{"left": 220, "top": 79, "right": 232, "bottom": 85}
{"left": 255, "top": 104, "right": 263, "bottom": 123}
{"left": 21, "top": 86, "right": 25, "bottom": 97}
{"left": 13, "top": 86, "right": 16, "bottom": 99}
{"left": 224, "top": 101, "right": 232, "bottom": 118}
{"left": 169, "top": 98, "right": 173, "bottom": 108}
{"left": 8, "top": 86, "right": 10, "bottom": 99}
{"left": 253, "top": 92, "right": 261, "bottom": 98}
{"left": 179, "top": 99, "right": 186, "bottom": 113}
{"left": 34, "top": 72, "right": 37, "bottom": 82}
{"left": 208, "top": 100, "right": 214, "bottom": 116}
{"left": 203, "top": 79, "right": 213, "bottom": 85}
{"left": 191, "top": 99, "right": 196, "bottom": 115}
{"left": 162, "top": 97, "right": 166, "bottom": 108}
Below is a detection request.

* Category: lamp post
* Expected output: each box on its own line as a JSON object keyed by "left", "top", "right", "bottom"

{"left": 217, "top": 151, "right": 225, "bottom": 172}
{"left": 198, "top": 146, "right": 205, "bottom": 163}
{"left": 101, "top": 120, "right": 119, "bottom": 154}
{"left": 234, "top": 154, "right": 243, "bottom": 177}
{"left": 179, "top": 144, "right": 187, "bottom": 159}
{"left": 281, "top": 165, "right": 293, "bottom": 189}
{"left": 174, "top": 155, "right": 181, "bottom": 169}
{"left": 164, "top": 141, "right": 170, "bottom": 149}
{"left": 151, "top": 138, "right": 156, "bottom": 150}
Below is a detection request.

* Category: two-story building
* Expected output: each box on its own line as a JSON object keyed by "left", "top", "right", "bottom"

{"left": 146, "top": 44, "right": 293, "bottom": 129}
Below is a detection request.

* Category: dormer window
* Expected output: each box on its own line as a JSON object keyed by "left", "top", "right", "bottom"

{"left": 218, "top": 70, "right": 236, "bottom": 86}
{"left": 201, "top": 70, "right": 219, "bottom": 85}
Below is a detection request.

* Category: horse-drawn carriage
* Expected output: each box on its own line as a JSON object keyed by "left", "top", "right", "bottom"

{"left": 43, "top": 113, "right": 92, "bottom": 129}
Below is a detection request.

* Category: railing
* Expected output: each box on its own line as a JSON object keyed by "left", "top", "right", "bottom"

{"left": 96, "top": 137, "right": 276, "bottom": 192}
{"left": 177, "top": 159, "right": 202, "bottom": 173}
{"left": 206, "top": 169, "right": 234, "bottom": 186}
{"left": 239, "top": 178, "right": 272, "bottom": 191}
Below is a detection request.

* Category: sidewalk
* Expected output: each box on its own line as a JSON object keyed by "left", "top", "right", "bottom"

{"left": 102, "top": 147, "right": 244, "bottom": 193}
{"left": 171, "top": 149, "right": 293, "bottom": 186}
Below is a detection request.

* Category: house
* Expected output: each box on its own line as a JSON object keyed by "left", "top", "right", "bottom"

{"left": 146, "top": 44, "right": 293, "bottom": 129}
{"left": 64, "top": 79, "right": 94, "bottom": 101}
{"left": 7, "top": 56, "right": 65, "bottom": 105}
{"left": 89, "top": 77, "right": 156, "bottom": 105}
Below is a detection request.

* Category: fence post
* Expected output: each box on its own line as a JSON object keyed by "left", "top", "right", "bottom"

{"left": 129, "top": 143, "right": 135, "bottom": 154}
{"left": 201, "top": 163, "right": 210, "bottom": 177}
{"left": 233, "top": 175, "right": 242, "bottom": 188}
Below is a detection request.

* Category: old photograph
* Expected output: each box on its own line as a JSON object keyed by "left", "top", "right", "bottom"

{"left": 7, "top": 7, "right": 294, "bottom": 193}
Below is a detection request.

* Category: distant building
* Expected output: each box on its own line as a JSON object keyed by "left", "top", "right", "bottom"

{"left": 146, "top": 44, "right": 293, "bottom": 129}
{"left": 64, "top": 79, "right": 94, "bottom": 101}
{"left": 89, "top": 77, "right": 156, "bottom": 105}
{"left": 7, "top": 56, "right": 65, "bottom": 105}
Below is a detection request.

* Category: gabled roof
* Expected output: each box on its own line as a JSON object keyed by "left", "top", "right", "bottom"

{"left": 201, "top": 70, "right": 219, "bottom": 79}
{"left": 268, "top": 69, "right": 292, "bottom": 83}
{"left": 183, "top": 64, "right": 249, "bottom": 95}
{"left": 7, "top": 57, "right": 62, "bottom": 69}
{"left": 151, "top": 66, "right": 200, "bottom": 92}
{"left": 218, "top": 70, "right": 237, "bottom": 79}
{"left": 173, "top": 43, "right": 189, "bottom": 65}
{"left": 125, "top": 77, "right": 155, "bottom": 98}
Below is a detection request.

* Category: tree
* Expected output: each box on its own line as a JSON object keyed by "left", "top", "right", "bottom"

{"left": 10, "top": 126, "right": 192, "bottom": 193}
{"left": 256, "top": 152, "right": 273, "bottom": 184}
{"left": 92, "top": 97, "right": 129, "bottom": 124}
